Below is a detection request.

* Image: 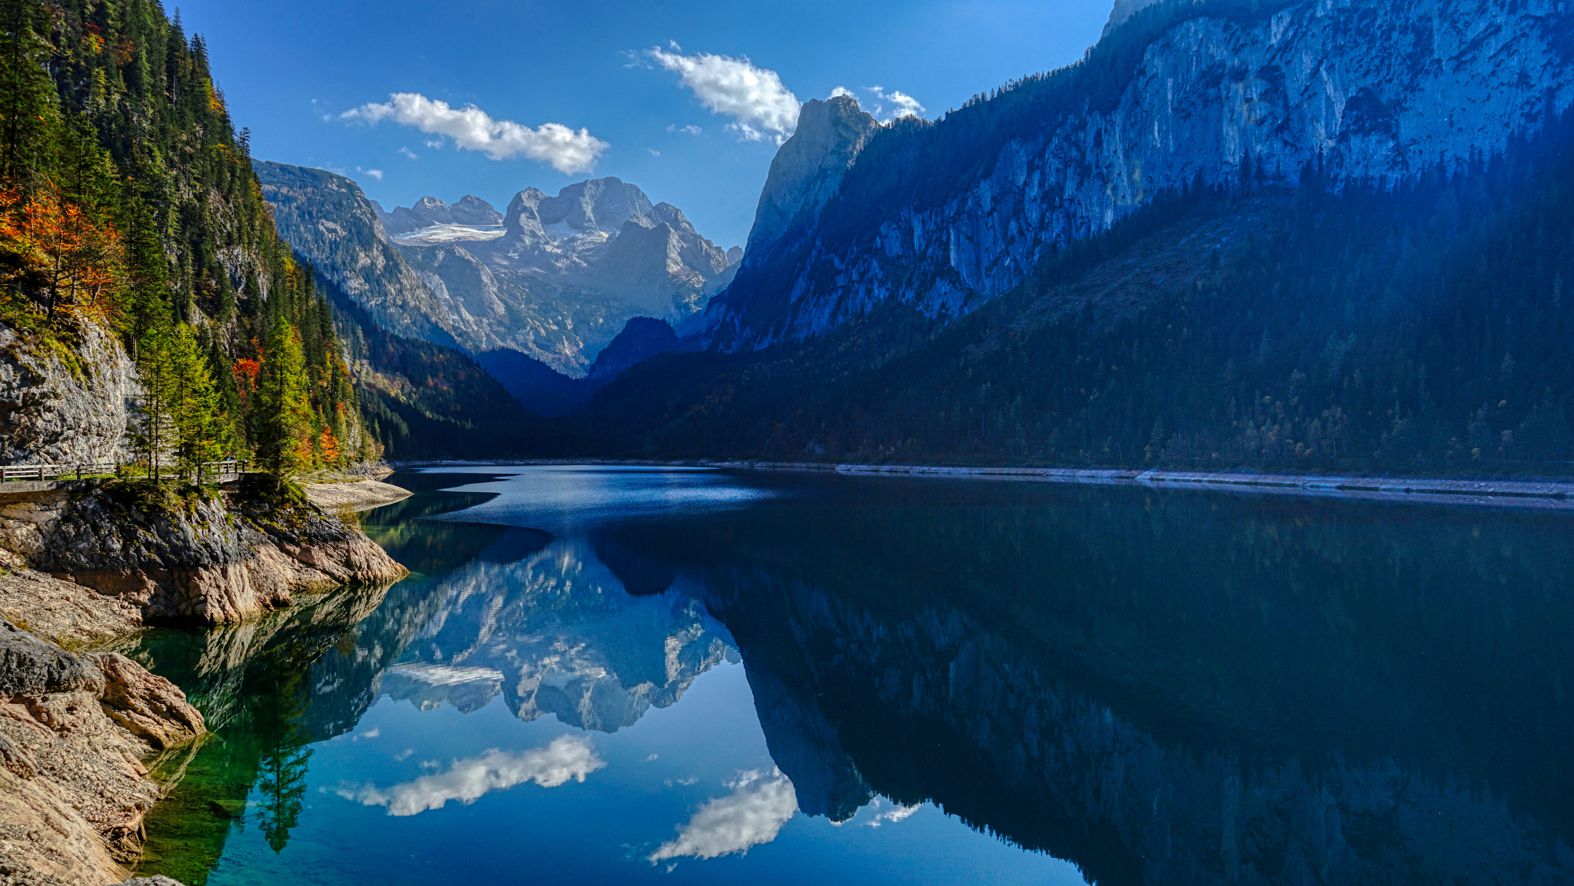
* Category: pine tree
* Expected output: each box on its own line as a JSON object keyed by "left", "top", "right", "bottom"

{"left": 132, "top": 322, "right": 173, "bottom": 477}
{"left": 168, "top": 322, "right": 224, "bottom": 480}
{"left": 255, "top": 315, "right": 312, "bottom": 477}
{"left": 0, "top": 0, "right": 56, "bottom": 186}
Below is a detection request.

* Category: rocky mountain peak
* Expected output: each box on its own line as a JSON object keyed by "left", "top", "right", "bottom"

{"left": 265, "top": 165, "right": 734, "bottom": 376}
{"left": 744, "top": 95, "right": 880, "bottom": 259}
{"left": 1105, "top": 0, "right": 1170, "bottom": 33}
{"left": 542, "top": 177, "right": 658, "bottom": 236}
{"left": 708, "top": 0, "right": 1574, "bottom": 350}
{"left": 450, "top": 195, "right": 504, "bottom": 226}
{"left": 503, "top": 188, "right": 550, "bottom": 239}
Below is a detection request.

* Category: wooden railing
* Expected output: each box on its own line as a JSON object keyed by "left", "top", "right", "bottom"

{"left": 0, "top": 459, "right": 248, "bottom": 484}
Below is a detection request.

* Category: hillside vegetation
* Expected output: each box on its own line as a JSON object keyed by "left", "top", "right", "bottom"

{"left": 0, "top": 0, "right": 372, "bottom": 475}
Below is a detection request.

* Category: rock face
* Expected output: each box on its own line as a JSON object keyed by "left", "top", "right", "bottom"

{"left": 0, "top": 620, "right": 203, "bottom": 886}
{"left": 0, "top": 320, "right": 138, "bottom": 465}
{"left": 706, "top": 0, "right": 1574, "bottom": 348}
{"left": 741, "top": 96, "right": 880, "bottom": 262}
{"left": 0, "top": 568, "right": 142, "bottom": 650}
{"left": 258, "top": 163, "right": 738, "bottom": 377}
{"left": 0, "top": 479, "right": 406, "bottom": 626}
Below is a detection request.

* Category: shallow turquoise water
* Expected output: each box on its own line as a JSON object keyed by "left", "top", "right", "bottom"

{"left": 134, "top": 466, "right": 1574, "bottom": 883}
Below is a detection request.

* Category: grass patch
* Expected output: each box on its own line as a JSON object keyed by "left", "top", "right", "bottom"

{"left": 96, "top": 479, "right": 217, "bottom": 518}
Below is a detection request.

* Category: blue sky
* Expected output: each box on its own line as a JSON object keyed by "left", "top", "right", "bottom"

{"left": 176, "top": 0, "right": 1109, "bottom": 247}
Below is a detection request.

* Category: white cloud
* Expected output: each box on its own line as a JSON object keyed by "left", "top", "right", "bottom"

{"left": 865, "top": 801, "right": 922, "bottom": 828}
{"left": 356, "top": 166, "right": 384, "bottom": 181}
{"left": 339, "top": 736, "right": 604, "bottom": 817}
{"left": 649, "top": 769, "right": 798, "bottom": 864}
{"left": 667, "top": 124, "right": 703, "bottom": 136}
{"left": 829, "top": 86, "right": 854, "bottom": 99}
{"left": 341, "top": 93, "right": 608, "bottom": 174}
{"left": 648, "top": 148, "right": 662, "bottom": 157}
{"left": 866, "top": 86, "right": 926, "bottom": 123}
{"left": 397, "top": 146, "right": 418, "bottom": 160}
{"left": 645, "top": 47, "right": 800, "bottom": 144}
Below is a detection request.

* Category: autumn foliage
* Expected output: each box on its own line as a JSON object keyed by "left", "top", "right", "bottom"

{"left": 0, "top": 184, "right": 123, "bottom": 321}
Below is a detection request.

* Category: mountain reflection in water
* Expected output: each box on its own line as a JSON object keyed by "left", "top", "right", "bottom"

{"left": 134, "top": 466, "right": 1574, "bottom": 885}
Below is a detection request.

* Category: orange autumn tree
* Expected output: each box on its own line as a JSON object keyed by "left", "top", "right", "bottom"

{"left": 0, "top": 184, "right": 124, "bottom": 322}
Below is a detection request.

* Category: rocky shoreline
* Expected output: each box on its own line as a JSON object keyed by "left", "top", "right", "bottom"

{"left": 303, "top": 479, "right": 413, "bottom": 514}
{"left": 0, "top": 475, "right": 409, "bottom": 884}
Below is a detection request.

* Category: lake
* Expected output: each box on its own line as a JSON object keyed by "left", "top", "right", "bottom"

{"left": 131, "top": 465, "right": 1574, "bottom": 884}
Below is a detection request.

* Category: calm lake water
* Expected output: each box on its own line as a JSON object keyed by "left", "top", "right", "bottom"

{"left": 131, "top": 466, "right": 1574, "bottom": 884}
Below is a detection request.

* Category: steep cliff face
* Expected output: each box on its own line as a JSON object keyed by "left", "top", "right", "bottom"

{"left": 1106, "top": 0, "right": 1175, "bottom": 34}
{"left": 740, "top": 97, "right": 881, "bottom": 261}
{"left": 0, "top": 321, "right": 138, "bottom": 465}
{"left": 708, "top": 0, "right": 1574, "bottom": 348}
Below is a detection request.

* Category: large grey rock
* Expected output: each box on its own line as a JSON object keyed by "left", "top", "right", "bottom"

{"left": 1105, "top": 0, "right": 1174, "bottom": 34}
{"left": 0, "top": 321, "right": 137, "bottom": 465}
{"left": 0, "top": 621, "right": 203, "bottom": 885}
{"left": 0, "top": 620, "right": 101, "bottom": 697}
{"left": 741, "top": 96, "right": 880, "bottom": 262}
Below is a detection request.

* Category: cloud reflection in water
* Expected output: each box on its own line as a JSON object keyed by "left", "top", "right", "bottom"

{"left": 650, "top": 769, "right": 799, "bottom": 864}
{"left": 339, "top": 735, "right": 604, "bottom": 816}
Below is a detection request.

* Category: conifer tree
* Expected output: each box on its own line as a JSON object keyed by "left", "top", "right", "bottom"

{"left": 132, "top": 322, "right": 173, "bottom": 477}
{"left": 0, "top": 0, "right": 55, "bottom": 185}
{"left": 255, "top": 315, "right": 312, "bottom": 477}
{"left": 168, "top": 322, "right": 224, "bottom": 479}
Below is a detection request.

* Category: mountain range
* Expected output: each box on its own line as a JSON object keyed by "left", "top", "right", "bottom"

{"left": 269, "top": 0, "right": 1574, "bottom": 474}
{"left": 258, "top": 165, "right": 739, "bottom": 379}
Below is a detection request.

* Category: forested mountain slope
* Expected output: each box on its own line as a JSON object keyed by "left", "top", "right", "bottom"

{"left": 0, "top": 0, "right": 372, "bottom": 473}
{"left": 585, "top": 111, "right": 1574, "bottom": 475}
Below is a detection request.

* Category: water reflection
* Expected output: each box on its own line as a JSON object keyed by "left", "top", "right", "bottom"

{"left": 136, "top": 468, "right": 1574, "bottom": 884}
